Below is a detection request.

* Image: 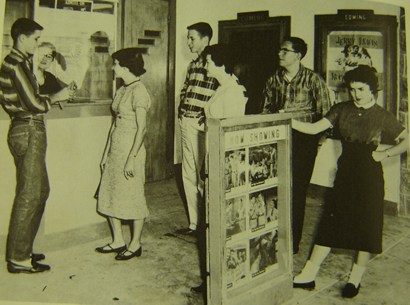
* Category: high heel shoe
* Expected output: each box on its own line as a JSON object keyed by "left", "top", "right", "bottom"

{"left": 342, "top": 283, "right": 360, "bottom": 298}
{"left": 293, "top": 281, "right": 315, "bottom": 290}
{"left": 115, "top": 247, "right": 142, "bottom": 260}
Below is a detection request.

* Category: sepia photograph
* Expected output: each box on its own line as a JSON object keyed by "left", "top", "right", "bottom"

{"left": 225, "top": 195, "right": 247, "bottom": 240}
{"left": 225, "top": 242, "right": 248, "bottom": 290}
{"left": 249, "top": 229, "right": 279, "bottom": 278}
{"left": 0, "top": 0, "right": 409, "bottom": 304}
{"left": 248, "top": 143, "right": 278, "bottom": 186}
{"left": 249, "top": 187, "right": 279, "bottom": 232}
{"left": 224, "top": 148, "right": 247, "bottom": 192}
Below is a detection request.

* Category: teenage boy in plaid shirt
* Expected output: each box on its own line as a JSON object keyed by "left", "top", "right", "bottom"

{"left": 262, "top": 37, "right": 332, "bottom": 254}
{"left": 177, "top": 22, "right": 218, "bottom": 236}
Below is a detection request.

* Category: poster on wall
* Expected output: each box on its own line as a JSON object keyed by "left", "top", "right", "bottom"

{"left": 326, "top": 31, "right": 384, "bottom": 105}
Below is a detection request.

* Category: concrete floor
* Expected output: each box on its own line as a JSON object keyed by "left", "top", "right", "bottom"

{"left": 0, "top": 178, "right": 409, "bottom": 305}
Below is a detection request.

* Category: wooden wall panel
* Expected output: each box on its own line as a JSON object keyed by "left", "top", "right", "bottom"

{"left": 121, "top": 0, "right": 172, "bottom": 181}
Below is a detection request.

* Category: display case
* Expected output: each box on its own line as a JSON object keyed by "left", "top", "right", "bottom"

{"left": 206, "top": 114, "right": 293, "bottom": 305}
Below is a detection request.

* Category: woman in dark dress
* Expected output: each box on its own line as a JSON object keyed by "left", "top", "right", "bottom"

{"left": 292, "top": 65, "right": 408, "bottom": 298}
{"left": 35, "top": 42, "right": 76, "bottom": 99}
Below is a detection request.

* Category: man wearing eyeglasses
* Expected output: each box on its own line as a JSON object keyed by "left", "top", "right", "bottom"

{"left": 262, "top": 37, "right": 332, "bottom": 254}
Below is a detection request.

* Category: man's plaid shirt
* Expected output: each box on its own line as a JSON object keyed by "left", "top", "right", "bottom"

{"left": 0, "top": 48, "right": 50, "bottom": 118}
{"left": 179, "top": 55, "right": 218, "bottom": 120}
{"left": 262, "top": 64, "right": 332, "bottom": 123}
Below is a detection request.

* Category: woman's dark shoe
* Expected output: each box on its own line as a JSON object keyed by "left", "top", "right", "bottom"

{"left": 7, "top": 261, "right": 50, "bottom": 274}
{"left": 293, "top": 281, "right": 315, "bottom": 290}
{"left": 115, "top": 247, "right": 142, "bottom": 260}
{"left": 95, "top": 244, "right": 126, "bottom": 254}
{"left": 342, "top": 283, "right": 360, "bottom": 298}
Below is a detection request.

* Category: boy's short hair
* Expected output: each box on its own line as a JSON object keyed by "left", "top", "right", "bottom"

{"left": 11, "top": 18, "right": 43, "bottom": 42}
{"left": 282, "top": 36, "right": 308, "bottom": 59}
{"left": 187, "top": 22, "right": 213, "bottom": 41}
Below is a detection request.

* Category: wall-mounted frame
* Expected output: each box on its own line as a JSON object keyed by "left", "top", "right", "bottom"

{"left": 315, "top": 10, "right": 397, "bottom": 114}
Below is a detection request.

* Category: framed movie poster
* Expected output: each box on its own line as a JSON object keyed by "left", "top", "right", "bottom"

{"left": 206, "top": 114, "right": 293, "bottom": 305}
{"left": 315, "top": 10, "right": 397, "bottom": 113}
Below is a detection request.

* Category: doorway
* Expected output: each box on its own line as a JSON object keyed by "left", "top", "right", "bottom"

{"left": 219, "top": 16, "right": 290, "bottom": 114}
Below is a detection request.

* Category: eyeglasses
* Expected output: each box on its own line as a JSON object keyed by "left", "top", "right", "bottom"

{"left": 278, "top": 48, "right": 297, "bottom": 54}
{"left": 42, "top": 54, "right": 54, "bottom": 60}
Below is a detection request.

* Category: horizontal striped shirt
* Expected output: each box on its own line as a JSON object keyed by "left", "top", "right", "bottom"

{"left": 262, "top": 64, "right": 332, "bottom": 122}
{"left": 0, "top": 48, "right": 50, "bottom": 118}
{"left": 179, "top": 55, "right": 219, "bottom": 120}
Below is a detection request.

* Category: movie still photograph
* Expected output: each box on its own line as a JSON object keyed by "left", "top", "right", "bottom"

{"left": 225, "top": 148, "right": 247, "bottom": 192}
{"left": 249, "top": 187, "right": 278, "bottom": 231}
{"left": 250, "top": 229, "right": 279, "bottom": 277}
{"left": 226, "top": 243, "right": 248, "bottom": 289}
{"left": 249, "top": 143, "right": 277, "bottom": 186}
{"left": 226, "top": 195, "right": 247, "bottom": 239}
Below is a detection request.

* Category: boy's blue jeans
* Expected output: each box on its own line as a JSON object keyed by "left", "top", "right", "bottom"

{"left": 6, "top": 118, "right": 50, "bottom": 262}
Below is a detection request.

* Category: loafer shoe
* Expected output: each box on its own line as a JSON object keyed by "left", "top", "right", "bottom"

{"left": 175, "top": 228, "right": 197, "bottom": 236}
{"left": 342, "top": 283, "right": 360, "bottom": 298}
{"left": 31, "top": 253, "right": 45, "bottom": 262}
{"left": 115, "top": 247, "right": 142, "bottom": 260}
{"left": 7, "top": 261, "right": 50, "bottom": 274}
{"left": 191, "top": 283, "right": 205, "bottom": 293}
{"left": 95, "top": 244, "right": 126, "bottom": 253}
{"left": 293, "top": 281, "right": 315, "bottom": 290}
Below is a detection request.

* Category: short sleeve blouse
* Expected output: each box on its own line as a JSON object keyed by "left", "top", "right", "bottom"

{"left": 112, "top": 81, "right": 151, "bottom": 116}
{"left": 325, "top": 101, "right": 404, "bottom": 145}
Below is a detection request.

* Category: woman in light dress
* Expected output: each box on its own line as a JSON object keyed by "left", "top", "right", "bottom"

{"left": 95, "top": 48, "right": 151, "bottom": 260}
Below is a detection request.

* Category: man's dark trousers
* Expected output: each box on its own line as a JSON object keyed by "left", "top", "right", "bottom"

{"left": 292, "top": 130, "right": 319, "bottom": 253}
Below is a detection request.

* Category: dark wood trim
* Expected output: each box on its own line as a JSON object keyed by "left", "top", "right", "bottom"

{"left": 166, "top": 0, "right": 176, "bottom": 177}
{"left": 218, "top": 16, "right": 291, "bottom": 43}
{"left": 119, "top": 0, "right": 125, "bottom": 50}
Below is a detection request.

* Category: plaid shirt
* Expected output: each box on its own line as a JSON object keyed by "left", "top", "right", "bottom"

{"left": 179, "top": 55, "right": 219, "bottom": 120}
{"left": 0, "top": 48, "right": 50, "bottom": 118}
{"left": 262, "top": 64, "right": 332, "bottom": 122}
